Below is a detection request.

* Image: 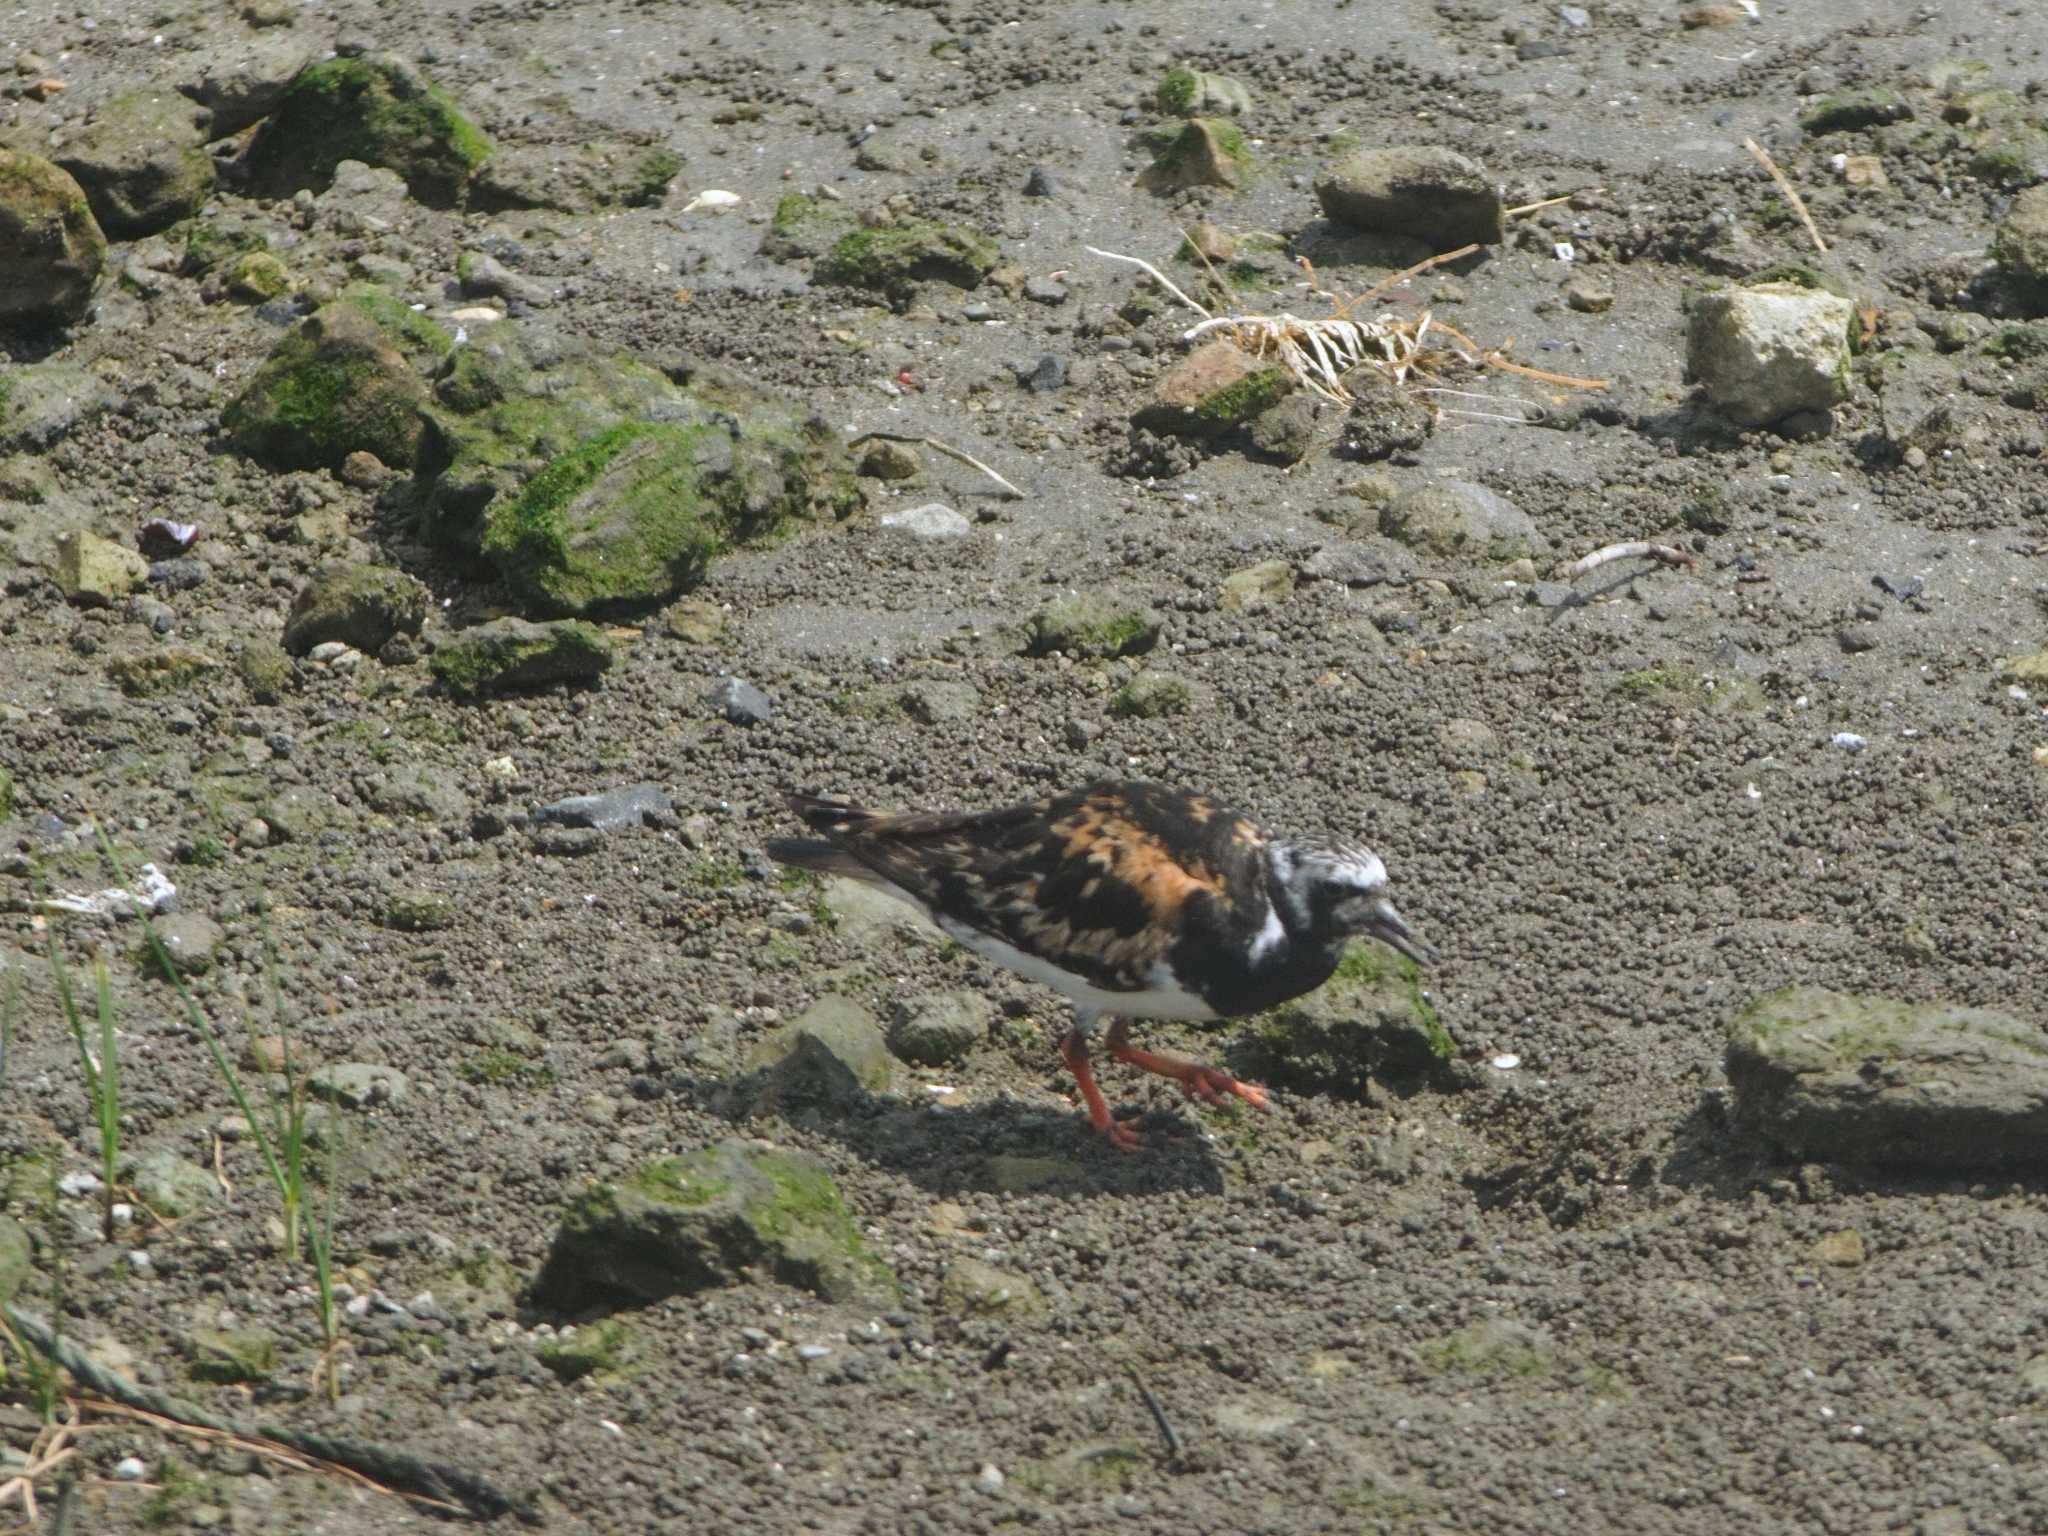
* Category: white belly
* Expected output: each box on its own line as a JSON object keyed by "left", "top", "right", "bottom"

{"left": 933, "top": 916, "right": 1220, "bottom": 1027}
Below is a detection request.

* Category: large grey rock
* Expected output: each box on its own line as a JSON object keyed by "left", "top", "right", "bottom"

{"left": 122, "top": 1146, "right": 218, "bottom": 1218}
{"left": 1315, "top": 146, "right": 1504, "bottom": 251}
{"left": 1687, "top": 282, "right": 1854, "bottom": 427}
{"left": 282, "top": 562, "right": 429, "bottom": 656}
{"left": 0, "top": 151, "right": 106, "bottom": 326}
{"left": 53, "top": 88, "right": 215, "bottom": 238}
{"left": 1381, "top": 480, "right": 1543, "bottom": 562}
{"left": 1726, "top": 987, "right": 2048, "bottom": 1169}
{"left": 531, "top": 1139, "right": 899, "bottom": 1308}
{"left": 0, "top": 363, "right": 117, "bottom": 452}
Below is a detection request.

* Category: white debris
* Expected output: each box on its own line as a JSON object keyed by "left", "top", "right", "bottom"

{"left": 46, "top": 863, "right": 177, "bottom": 917}
{"left": 113, "top": 1456, "right": 149, "bottom": 1481}
{"left": 681, "top": 189, "right": 741, "bottom": 213}
{"left": 1830, "top": 732, "right": 1867, "bottom": 752}
{"left": 1491, "top": 1053, "right": 1522, "bottom": 1071}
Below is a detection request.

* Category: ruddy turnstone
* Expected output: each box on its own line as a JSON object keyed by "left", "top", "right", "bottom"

{"left": 765, "top": 780, "right": 1430, "bottom": 1151}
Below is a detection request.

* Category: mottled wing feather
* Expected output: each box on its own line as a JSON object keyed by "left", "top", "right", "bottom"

{"left": 789, "top": 783, "right": 1268, "bottom": 995}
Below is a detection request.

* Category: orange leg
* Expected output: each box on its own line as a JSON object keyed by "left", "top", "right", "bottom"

{"left": 1060, "top": 1027, "right": 1144, "bottom": 1152}
{"left": 1106, "top": 1018, "right": 1270, "bottom": 1112}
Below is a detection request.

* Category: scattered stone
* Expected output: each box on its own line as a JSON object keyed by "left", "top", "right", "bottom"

{"left": 1134, "top": 339, "right": 1293, "bottom": 439}
{"left": 1109, "top": 670, "right": 1194, "bottom": 719}
{"left": 455, "top": 248, "right": 553, "bottom": 309}
{"left": 1315, "top": 146, "right": 1505, "bottom": 251}
{"left": 281, "top": 562, "right": 429, "bottom": 656}
{"left": 858, "top": 440, "right": 920, "bottom": 479}
{"left": 1022, "top": 166, "right": 1056, "bottom": 197}
{"left": 1726, "top": 987, "right": 2048, "bottom": 1169}
{"left": 1341, "top": 370, "right": 1434, "bottom": 461}
{"left": 145, "top": 912, "right": 225, "bottom": 973}
{"left": 664, "top": 597, "right": 726, "bottom": 645}
{"left": 1993, "top": 184, "right": 2048, "bottom": 310}
{"left": 1218, "top": 558, "right": 1296, "bottom": 612}
{"left": 181, "top": 1327, "right": 278, "bottom": 1385}
{"left": 938, "top": 1256, "right": 1045, "bottom": 1316}
{"left": 241, "top": 53, "right": 493, "bottom": 207}
{"left": 887, "top": 989, "right": 993, "bottom": 1066}
{"left": 1248, "top": 394, "right": 1320, "bottom": 461}
{"left": 1814, "top": 1229, "right": 1867, "bottom": 1267}
{"left": 0, "top": 362, "right": 116, "bottom": 451}
{"left": 310, "top": 1061, "right": 412, "bottom": 1110}
{"left": 747, "top": 994, "right": 893, "bottom": 1112}
{"left": 532, "top": 1139, "right": 898, "bottom": 1308}
{"left": 896, "top": 680, "right": 979, "bottom": 724}
{"left": 536, "top": 1319, "right": 632, "bottom": 1384}
{"left": 1022, "top": 594, "right": 1161, "bottom": 659}
{"left": 55, "top": 530, "right": 149, "bottom": 608}
{"left": 531, "top": 784, "right": 675, "bottom": 833}
{"left": 878, "top": 502, "right": 971, "bottom": 541}
{"left": 235, "top": 641, "right": 298, "bottom": 703}
{"left": 0, "top": 150, "right": 108, "bottom": 326}
{"left": 706, "top": 675, "right": 773, "bottom": 724}
{"left": 53, "top": 88, "right": 215, "bottom": 238}
{"left": 1143, "top": 118, "right": 1252, "bottom": 191}
{"left": 1023, "top": 278, "right": 1067, "bottom": 306}
{"left": 1158, "top": 64, "right": 1253, "bottom": 118}
{"left": 430, "top": 616, "right": 614, "bottom": 697}
{"left": 1381, "top": 481, "right": 1544, "bottom": 562}
{"left": 1564, "top": 278, "right": 1614, "bottom": 313}
{"left": 1687, "top": 282, "right": 1854, "bottom": 428}
{"left": 1018, "top": 353, "right": 1066, "bottom": 392}
{"left": 381, "top": 892, "right": 455, "bottom": 931}
{"left": 361, "top": 765, "right": 467, "bottom": 820}
{"left": 180, "top": 34, "right": 311, "bottom": 135}
{"left": 225, "top": 298, "right": 436, "bottom": 472}
{"left": 121, "top": 1146, "right": 217, "bottom": 1218}
{"left": 817, "top": 221, "right": 999, "bottom": 298}
{"left": 1836, "top": 624, "right": 1879, "bottom": 654}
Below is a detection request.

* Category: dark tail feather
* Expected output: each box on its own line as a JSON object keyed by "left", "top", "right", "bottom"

{"left": 763, "top": 837, "right": 874, "bottom": 880}
{"left": 784, "top": 792, "right": 880, "bottom": 838}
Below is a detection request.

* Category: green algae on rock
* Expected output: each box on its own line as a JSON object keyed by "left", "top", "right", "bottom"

{"left": 531, "top": 1139, "right": 898, "bottom": 1309}
{"left": 1142, "top": 117, "right": 1253, "bottom": 190}
{"left": 240, "top": 53, "right": 493, "bottom": 207}
{"left": 225, "top": 300, "right": 438, "bottom": 472}
{"left": 1021, "top": 594, "right": 1162, "bottom": 659}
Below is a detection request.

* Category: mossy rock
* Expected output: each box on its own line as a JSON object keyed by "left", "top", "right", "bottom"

{"left": 281, "top": 561, "right": 430, "bottom": 655}
{"left": 430, "top": 616, "right": 613, "bottom": 698}
{"left": 224, "top": 300, "right": 433, "bottom": 472}
{"left": 175, "top": 217, "right": 268, "bottom": 278}
{"left": 478, "top": 418, "right": 830, "bottom": 617}
{"left": 1798, "top": 88, "right": 1913, "bottom": 135}
{"left": 1109, "top": 670, "right": 1193, "bottom": 719}
{"left": 241, "top": 53, "right": 492, "bottom": 207}
{"left": 537, "top": 1319, "right": 633, "bottom": 1384}
{"left": 0, "top": 149, "right": 107, "bottom": 326}
{"left": 1235, "top": 942, "right": 1453, "bottom": 1097}
{"left": 531, "top": 1139, "right": 899, "bottom": 1309}
{"left": 181, "top": 1328, "right": 278, "bottom": 1385}
{"left": 762, "top": 190, "right": 851, "bottom": 260}
{"left": 1143, "top": 118, "right": 1252, "bottom": 191}
{"left": 227, "top": 250, "right": 291, "bottom": 302}
{"left": 816, "top": 220, "right": 999, "bottom": 297}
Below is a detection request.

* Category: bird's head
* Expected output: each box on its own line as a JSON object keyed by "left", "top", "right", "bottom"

{"left": 1272, "top": 842, "right": 1432, "bottom": 964}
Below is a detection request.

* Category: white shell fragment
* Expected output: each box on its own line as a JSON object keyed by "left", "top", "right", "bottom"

{"left": 681, "top": 189, "right": 741, "bottom": 213}
{"left": 1491, "top": 1053, "right": 1522, "bottom": 1071}
{"left": 1830, "top": 732, "right": 1868, "bottom": 753}
{"left": 46, "top": 862, "right": 177, "bottom": 917}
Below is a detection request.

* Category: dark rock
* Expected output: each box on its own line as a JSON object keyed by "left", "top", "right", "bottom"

{"left": 887, "top": 990, "right": 992, "bottom": 1066}
{"left": 1727, "top": 987, "right": 2048, "bottom": 1170}
{"left": 747, "top": 995, "right": 893, "bottom": 1113}
{"left": 0, "top": 151, "right": 107, "bottom": 326}
{"left": 1022, "top": 166, "right": 1056, "bottom": 197}
{"left": 1341, "top": 370, "right": 1434, "bottom": 461}
{"left": 1019, "top": 354, "right": 1066, "bottom": 392}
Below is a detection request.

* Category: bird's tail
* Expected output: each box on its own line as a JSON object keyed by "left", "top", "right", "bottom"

{"left": 762, "top": 836, "right": 872, "bottom": 880}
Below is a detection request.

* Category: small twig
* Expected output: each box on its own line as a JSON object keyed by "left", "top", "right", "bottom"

{"left": 1505, "top": 190, "right": 1601, "bottom": 218}
{"left": 1742, "top": 137, "right": 1828, "bottom": 255}
{"left": 1568, "top": 541, "right": 1697, "bottom": 579}
{"left": 1086, "top": 245, "right": 1213, "bottom": 320}
{"left": 1129, "top": 1369, "right": 1181, "bottom": 1460}
{"left": 847, "top": 432, "right": 1024, "bottom": 500}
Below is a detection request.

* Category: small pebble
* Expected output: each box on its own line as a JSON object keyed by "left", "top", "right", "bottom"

{"left": 113, "top": 1456, "right": 149, "bottom": 1481}
{"left": 797, "top": 1343, "right": 832, "bottom": 1361}
{"left": 1831, "top": 732, "right": 1868, "bottom": 753}
{"left": 977, "top": 1463, "right": 1006, "bottom": 1493}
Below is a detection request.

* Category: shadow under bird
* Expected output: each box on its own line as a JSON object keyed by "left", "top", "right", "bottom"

{"left": 765, "top": 779, "right": 1431, "bottom": 1151}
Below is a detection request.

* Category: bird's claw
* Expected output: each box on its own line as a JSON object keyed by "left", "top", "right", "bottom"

{"left": 1179, "top": 1066, "right": 1269, "bottom": 1111}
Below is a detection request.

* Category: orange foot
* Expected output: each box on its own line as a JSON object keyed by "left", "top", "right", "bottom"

{"left": 1060, "top": 1027, "right": 1145, "bottom": 1152}
{"left": 1107, "top": 1018, "right": 1270, "bottom": 1112}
